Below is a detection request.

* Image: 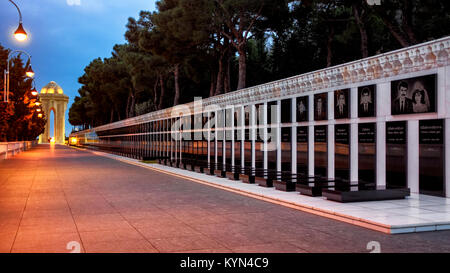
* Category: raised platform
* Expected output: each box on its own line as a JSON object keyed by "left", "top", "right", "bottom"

{"left": 322, "top": 188, "right": 411, "bottom": 203}
{"left": 82, "top": 149, "right": 450, "bottom": 234}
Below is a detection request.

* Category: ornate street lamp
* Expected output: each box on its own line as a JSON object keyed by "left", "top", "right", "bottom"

{"left": 26, "top": 65, "right": 35, "bottom": 78}
{"left": 30, "top": 78, "right": 38, "bottom": 96}
{"left": 8, "top": 0, "right": 28, "bottom": 42}
{"left": 3, "top": 50, "right": 34, "bottom": 102}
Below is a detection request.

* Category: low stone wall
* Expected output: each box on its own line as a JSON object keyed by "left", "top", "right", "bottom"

{"left": 0, "top": 140, "right": 38, "bottom": 160}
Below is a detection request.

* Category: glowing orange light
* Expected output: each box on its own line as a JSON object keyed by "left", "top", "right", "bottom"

{"left": 35, "top": 102, "right": 41, "bottom": 106}
{"left": 14, "top": 23, "right": 27, "bottom": 41}
{"left": 70, "top": 137, "right": 78, "bottom": 145}
{"left": 31, "top": 90, "right": 38, "bottom": 96}
{"left": 38, "top": 113, "right": 42, "bottom": 118}
{"left": 36, "top": 108, "right": 41, "bottom": 112}
{"left": 26, "top": 66, "right": 34, "bottom": 78}
{"left": 50, "top": 137, "right": 55, "bottom": 143}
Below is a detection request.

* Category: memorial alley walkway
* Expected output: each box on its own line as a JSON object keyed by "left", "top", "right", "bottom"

{"left": 1, "top": 144, "right": 449, "bottom": 253}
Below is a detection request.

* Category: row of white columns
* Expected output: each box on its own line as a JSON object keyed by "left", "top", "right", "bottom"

{"left": 193, "top": 82, "right": 447, "bottom": 197}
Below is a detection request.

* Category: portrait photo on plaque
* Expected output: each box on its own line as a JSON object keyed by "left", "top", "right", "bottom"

{"left": 296, "top": 96, "right": 308, "bottom": 122}
{"left": 314, "top": 93, "right": 328, "bottom": 121}
{"left": 334, "top": 89, "right": 350, "bottom": 119}
{"left": 358, "top": 85, "right": 376, "bottom": 117}
{"left": 244, "top": 108, "right": 250, "bottom": 126}
{"left": 391, "top": 74, "right": 437, "bottom": 115}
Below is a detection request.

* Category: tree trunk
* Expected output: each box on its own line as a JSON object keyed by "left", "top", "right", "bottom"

{"left": 401, "top": 0, "right": 418, "bottom": 45}
{"left": 224, "top": 50, "right": 231, "bottom": 93}
{"left": 173, "top": 64, "right": 181, "bottom": 106}
{"left": 326, "top": 25, "right": 334, "bottom": 67}
{"left": 353, "top": 4, "right": 369, "bottom": 58}
{"left": 125, "top": 92, "right": 131, "bottom": 119}
{"left": 153, "top": 76, "right": 159, "bottom": 109}
{"left": 210, "top": 72, "right": 216, "bottom": 97}
{"left": 237, "top": 47, "right": 246, "bottom": 90}
{"left": 215, "top": 55, "right": 224, "bottom": 95}
{"left": 129, "top": 92, "right": 136, "bottom": 118}
{"left": 159, "top": 75, "right": 166, "bottom": 110}
{"left": 378, "top": 12, "right": 410, "bottom": 47}
{"left": 110, "top": 108, "right": 114, "bottom": 123}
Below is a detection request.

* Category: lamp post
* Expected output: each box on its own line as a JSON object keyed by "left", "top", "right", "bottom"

{"left": 7, "top": 0, "right": 28, "bottom": 42}
{"left": 3, "top": 50, "right": 34, "bottom": 102}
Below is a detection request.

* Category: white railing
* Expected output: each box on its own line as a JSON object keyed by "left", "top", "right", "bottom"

{"left": 0, "top": 140, "right": 38, "bottom": 160}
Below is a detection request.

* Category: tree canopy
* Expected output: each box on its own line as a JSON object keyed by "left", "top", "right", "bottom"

{"left": 69, "top": 0, "right": 450, "bottom": 129}
{"left": 0, "top": 45, "right": 46, "bottom": 141}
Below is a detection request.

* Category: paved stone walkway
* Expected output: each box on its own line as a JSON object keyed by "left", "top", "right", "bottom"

{"left": 0, "top": 145, "right": 449, "bottom": 253}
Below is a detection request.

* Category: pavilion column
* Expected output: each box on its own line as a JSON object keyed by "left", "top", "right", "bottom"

{"left": 231, "top": 107, "right": 235, "bottom": 167}
{"left": 240, "top": 105, "right": 245, "bottom": 169}
{"left": 446, "top": 118, "right": 450, "bottom": 198}
{"left": 327, "top": 91, "right": 335, "bottom": 179}
{"left": 291, "top": 98, "right": 297, "bottom": 175}
{"left": 377, "top": 82, "right": 390, "bottom": 188}
{"left": 263, "top": 102, "right": 268, "bottom": 171}
{"left": 350, "top": 87, "right": 358, "bottom": 182}
{"left": 276, "top": 100, "right": 281, "bottom": 173}
{"left": 308, "top": 94, "right": 314, "bottom": 177}
{"left": 251, "top": 104, "right": 256, "bottom": 170}
{"left": 408, "top": 120, "right": 419, "bottom": 194}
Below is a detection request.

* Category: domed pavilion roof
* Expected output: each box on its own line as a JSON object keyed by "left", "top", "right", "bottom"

{"left": 40, "top": 81, "right": 64, "bottom": 95}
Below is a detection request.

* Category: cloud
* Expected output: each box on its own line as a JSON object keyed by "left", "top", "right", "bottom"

{"left": 66, "top": 0, "right": 81, "bottom": 6}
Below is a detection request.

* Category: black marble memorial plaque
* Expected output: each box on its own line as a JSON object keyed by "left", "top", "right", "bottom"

{"left": 358, "top": 123, "right": 376, "bottom": 143}
{"left": 391, "top": 74, "right": 437, "bottom": 115}
{"left": 297, "top": 127, "right": 308, "bottom": 143}
{"left": 419, "top": 119, "right": 444, "bottom": 145}
{"left": 296, "top": 96, "right": 308, "bottom": 122}
{"left": 314, "top": 126, "right": 327, "bottom": 142}
{"left": 386, "top": 121, "right": 407, "bottom": 144}
{"left": 335, "top": 124, "right": 350, "bottom": 144}
{"left": 334, "top": 89, "right": 350, "bottom": 119}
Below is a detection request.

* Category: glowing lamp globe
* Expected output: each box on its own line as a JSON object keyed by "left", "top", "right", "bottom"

{"left": 14, "top": 23, "right": 27, "bottom": 41}
{"left": 25, "top": 66, "right": 34, "bottom": 78}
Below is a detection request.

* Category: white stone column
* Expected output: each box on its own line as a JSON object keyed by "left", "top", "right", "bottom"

{"left": 241, "top": 105, "right": 245, "bottom": 169}
{"left": 408, "top": 120, "right": 419, "bottom": 194}
{"left": 231, "top": 107, "right": 235, "bottom": 167}
{"left": 251, "top": 104, "right": 256, "bottom": 170}
{"left": 276, "top": 101, "right": 281, "bottom": 173}
{"left": 291, "top": 98, "right": 297, "bottom": 174}
{"left": 308, "top": 95, "right": 314, "bottom": 177}
{"left": 215, "top": 111, "right": 218, "bottom": 164}
{"left": 350, "top": 87, "right": 358, "bottom": 182}
{"left": 377, "top": 82, "right": 390, "bottom": 188}
{"left": 376, "top": 122, "right": 386, "bottom": 187}
{"left": 441, "top": 66, "right": 449, "bottom": 198}
{"left": 446, "top": 118, "right": 450, "bottom": 198}
{"left": 263, "top": 102, "right": 268, "bottom": 171}
{"left": 222, "top": 111, "right": 226, "bottom": 166}
{"left": 328, "top": 91, "right": 335, "bottom": 179}
{"left": 350, "top": 123, "right": 358, "bottom": 182}
{"left": 207, "top": 117, "right": 210, "bottom": 165}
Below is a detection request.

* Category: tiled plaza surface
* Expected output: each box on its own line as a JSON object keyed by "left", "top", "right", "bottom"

{"left": 1, "top": 145, "right": 450, "bottom": 253}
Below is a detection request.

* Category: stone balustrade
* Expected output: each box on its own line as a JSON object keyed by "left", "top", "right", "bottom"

{"left": 0, "top": 140, "right": 38, "bottom": 160}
